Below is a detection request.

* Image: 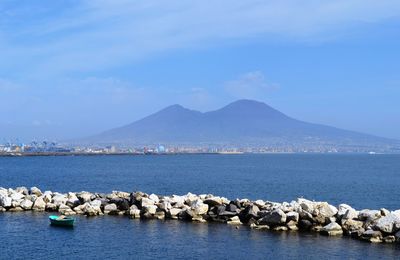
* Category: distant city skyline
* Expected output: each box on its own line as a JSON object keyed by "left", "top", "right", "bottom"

{"left": 0, "top": 1, "right": 399, "bottom": 141}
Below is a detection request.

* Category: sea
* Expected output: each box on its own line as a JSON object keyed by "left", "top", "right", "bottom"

{"left": 0, "top": 154, "right": 399, "bottom": 259}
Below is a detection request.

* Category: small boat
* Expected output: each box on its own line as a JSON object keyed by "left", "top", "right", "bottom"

{"left": 49, "top": 215, "right": 75, "bottom": 227}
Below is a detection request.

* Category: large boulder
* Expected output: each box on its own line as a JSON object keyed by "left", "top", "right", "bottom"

{"left": 239, "top": 204, "right": 259, "bottom": 223}
{"left": 0, "top": 194, "right": 12, "bottom": 208}
{"left": 30, "top": 187, "right": 42, "bottom": 196}
{"left": 77, "top": 192, "right": 94, "bottom": 203}
{"left": 313, "top": 202, "right": 338, "bottom": 224}
{"left": 361, "top": 230, "right": 383, "bottom": 243}
{"left": 167, "top": 208, "right": 183, "bottom": 219}
{"left": 374, "top": 214, "right": 400, "bottom": 234}
{"left": 258, "top": 209, "right": 286, "bottom": 226}
{"left": 191, "top": 199, "right": 208, "bottom": 215}
{"left": 297, "top": 198, "right": 315, "bottom": 213}
{"left": 32, "top": 197, "right": 46, "bottom": 211}
{"left": 20, "top": 199, "right": 33, "bottom": 210}
{"left": 148, "top": 194, "right": 159, "bottom": 204}
{"left": 286, "top": 211, "right": 299, "bottom": 222}
{"left": 203, "top": 197, "right": 224, "bottom": 207}
{"left": 83, "top": 202, "right": 102, "bottom": 216}
{"left": 141, "top": 197, "right": 155, "bottom": 208}
{"left": 58, "top": 204, "right": 76, "bottom": 215}
{"left": 104, "top": 203, "right": 118, "bottom": 215}
{"left": 358, "top": 210, "right": 381, "bottom": 222}
{"left": 52, "top": 194, "right": 67, "bottom": 206}
{"left": 321, "top": 222, "right": 343, "bottom": 236}
{"left": 10, "top": 192, "right": 25, "bottom": 202}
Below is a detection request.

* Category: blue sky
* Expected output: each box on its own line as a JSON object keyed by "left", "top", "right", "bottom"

{"left": 0, "top": 0, "right": 399, "bottom": 141}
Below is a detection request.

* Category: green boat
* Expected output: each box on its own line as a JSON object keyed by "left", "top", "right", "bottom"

{"left": 49, "top": 215, "right": 75, "bottom": 227}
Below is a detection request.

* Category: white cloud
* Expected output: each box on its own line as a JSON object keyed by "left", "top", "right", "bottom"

{"left": 224, "top": 71, "right": 279, "bottom": 99}
{"left": 1, "top": 1, "right": 400, "bottom": 75}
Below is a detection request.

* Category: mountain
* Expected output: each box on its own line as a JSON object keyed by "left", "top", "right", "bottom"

{"left": 85, "top": 99, "right": 399, "bottom": 152}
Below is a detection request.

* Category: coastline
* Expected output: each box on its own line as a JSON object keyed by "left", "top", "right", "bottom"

{"left": 1, "top": 187, "right": 399, "bottom": 245}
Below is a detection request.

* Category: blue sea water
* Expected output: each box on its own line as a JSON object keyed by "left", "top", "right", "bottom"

{"left": 0, "top": 154, "right": 399, "bottom": 259}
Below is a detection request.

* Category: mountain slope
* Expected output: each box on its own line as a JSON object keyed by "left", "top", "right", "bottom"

{"left": 86, "top": 99, "right": 398, "bottom": 150}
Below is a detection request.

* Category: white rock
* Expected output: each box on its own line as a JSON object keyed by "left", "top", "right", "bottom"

{"left": 374, "top": 214, "right": 400, "bottom": 233}
{"left": 0, "top": 194, "right": 12, "bottom": 207}
{"left": 149, "top": 194, "right": 159, "bottom": 203}
{"left": 20, "top": 199, "right": 33, "bottom": 210}
{"left": 141, "top": 197, "right": 155, "bottom": 207}
{"left": 286, "top": 211, "right": 299, "bottom": 222}
{"left": 30, "top": 187, "right": 42, "bottom": 196}
{"left": 191, "top": 199, "right": 209, "bottom": 215}
{"left": 104, "top": 203, "right": 118, "bottom": 214}
{"left": 321, "top": 222, "right": 343, "bottom": 236}
{"left": 32, "top": 197, "right": 46, "bottom": 211}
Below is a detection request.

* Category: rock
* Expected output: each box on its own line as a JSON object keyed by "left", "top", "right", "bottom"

{"left": 341, "top": 219, "right": 364, "bottom": 233}
{"left": 203, "top": 197, "right": 223, "bottom": 207}
{"left": 30, "top": 187, "right": 42, "bottom": 196}
{"left": 10, "top": 192, "right": 25, "bottom": 202}
{"left": 338, "top": 204, "right": 354, "bottom": 217}
{"left": 298, "top": 198, "right": 315, "bottom": 213}
{"left": 258, "top": 209, "right": 286, "bottom": 226}
{"left": 358, "top": 210, "right": 381, "bottom": 221}
{"left": 0, "top": 194, "right": 12, "bottom": 208}
{"left": 142, "top": 205, "right": 157, "bottom": 215}
{"left": 184, "top": 193, "right": 198, "bottom": 206}
{"left": 313, "top": 203, "right": 338, "bottom": 224}
{"left": 380, "top": 208, "right": 390, "bottom": 217}
{"left": 0, "top": 206, "right": 6, "bottom": 212}
{"left": 240, "top": 204, "right": 259, "bottom": 223}
{"left": 167, "top": 208, "right": 182, "bottom": 219}
{"left": 361, "top": 230, "right": 383, "bottom": 243}
{"left": 374, "top": 214, "right": 400, "bottom": 234}
{"left": 383, "top": 236, "right": 396, "bottom": 243}
{"left": 58, "top": 204, "right": 76, "bottom": 215}
{"left": 129, "top": 207, "right": 141, "bottom": 219}
{"left": 226, "top": 203, "right": 239, "bottom": 213}
{"left": 77, "top": 192, "right": 93, "bottom": 203}
{"left": 9, "top": 207, "right": 24, "bottom": 212}
{"left": 52, "top": 194, "right": 67, "bottom": 206}
{"left": 227, "top": 216, "right": 242, "bottom": 225}
{"left": 286, "top": 211, "right": 299, "bottom": 222}
{"left": 286, "top": 220, "right": 298, "bottom": 230}
{"left": 299, "top": 219, "right": 313, "bottom": 230}
{"left": 149, "top": 194, "right": 159, "bottom": 203}
{"left": 154, "top": 208, "right": 165, "bottom": 220}
{"left": 157, "top": 201, "right": 172, "bottom": 211}
{"left": 20, "top": 199, "right": 33, "bottom": 210}
{"left": 32, "top": 197, "right": 46, "bottom": 211}
{"left": 141, "top": 197, "right": 155, "bottom": 208}
{"left": 104, "top": 203, "right": 118, "bottom": 215}
{"left": 46, "top": 203, "right": 58, "bottom": 211}
{"left": 66, "top": 193, "right": 80, "bottom": 208}
{"left": 341, "top": 208, "right": 359, "bottom": 222}
{"left": 170, "top": 195, "right": 185, "bottom": 206}
{"left": 191, "top": 200, "right": 208, "bottom": 215}
{"left": 320, "top": 222, "right": 343, "bottom": 236}
{"left": 254, "top": 200, "right": 265, "bottom": 208}
{"left": 16, "top": 187, "right": 29, "bottom": 195}
{"left": 273, "top": 226, "right": 288, "bottom": 231}
{"left": 83, "top": 202, "right": 102, "bottom": 216}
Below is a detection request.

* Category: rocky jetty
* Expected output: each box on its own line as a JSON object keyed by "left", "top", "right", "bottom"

{"left": 1, "top": 186, "right": 400, "bottom": 244}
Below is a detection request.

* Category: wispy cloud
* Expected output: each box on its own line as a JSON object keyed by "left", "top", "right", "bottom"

{"left": 224, "top": 71, "right": 279, "bottom": 99}
{"left": 1, "top": 1, "right": 400, "bottom": 76}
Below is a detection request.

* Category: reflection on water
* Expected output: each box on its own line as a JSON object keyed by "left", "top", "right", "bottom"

{"left": 1, "top": 212, "right": 398, "bottom": 259}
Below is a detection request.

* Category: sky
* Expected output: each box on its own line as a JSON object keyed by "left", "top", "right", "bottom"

{"left": 0, "top": 0, "right": 399, "bottom": 141}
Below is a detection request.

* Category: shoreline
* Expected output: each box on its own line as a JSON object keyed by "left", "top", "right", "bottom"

{"left": 1, "top": 187, "right": 399, "bottom": 244}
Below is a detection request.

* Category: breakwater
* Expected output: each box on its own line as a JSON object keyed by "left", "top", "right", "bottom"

{"left": 1, "top": 187, "right": 399, "bottom": 244}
